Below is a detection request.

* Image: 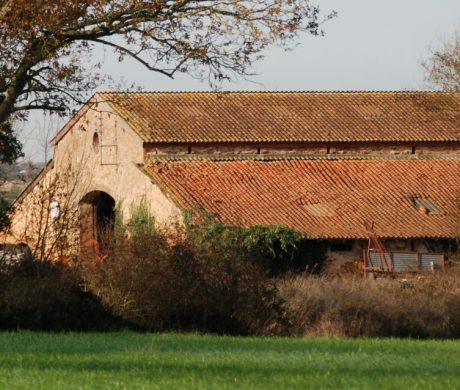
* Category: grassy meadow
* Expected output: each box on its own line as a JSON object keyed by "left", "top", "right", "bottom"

{"left": 0, "top": 332, "right": 459, "bottom": 389}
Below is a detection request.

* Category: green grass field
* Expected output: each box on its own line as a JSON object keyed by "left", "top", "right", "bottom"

{"left": 0, "top": 332, "right": 459, "bottom": 389}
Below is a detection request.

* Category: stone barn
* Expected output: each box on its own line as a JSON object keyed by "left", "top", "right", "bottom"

{"left": 5, "top": 91, "right": 460, "bottom": 269}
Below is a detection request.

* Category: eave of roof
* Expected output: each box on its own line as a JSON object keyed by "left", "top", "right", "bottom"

{"left": 12, "top": 159, "right": 54, "bottom": 206}
{"left": 50, "top": 100, "right": 95, "bottom": 146}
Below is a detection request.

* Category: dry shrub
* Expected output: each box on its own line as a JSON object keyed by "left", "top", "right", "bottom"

{"left": 279, "top": 271, "right": 460, "bottom": 338}
{"left": 79, "top": 205, "right": 285, "bottom": 335}
{"left": 0, "top": 255, "right": 121, "bottom": 331}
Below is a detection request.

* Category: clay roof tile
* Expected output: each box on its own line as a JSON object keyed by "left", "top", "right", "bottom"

{"left": 144, "top": 157, "right": 460, "bottom": 239}
{"left": 98, "top": 91, "right": 460, "bottom": 143}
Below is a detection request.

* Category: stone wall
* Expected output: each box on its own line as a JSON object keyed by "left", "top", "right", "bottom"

{"left": 145, "top": 141, "right": 460, "bottom": 158}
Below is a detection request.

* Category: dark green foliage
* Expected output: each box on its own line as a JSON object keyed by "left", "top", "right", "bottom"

{"left": 186, "top": 210, "right": 320, "bottom": 276}
{"left": 126, "top": 200, "right": 154, "bottom": 240}
{"left": 0, "top": 198, "right": 11, "bottom": 230}
{"left": 0, "top": 254, "right": 124, "bottom": 331}
{"left": 0, "top": 121, "right": 24, "bottom": 230}
{"left": 0, "top": 122, "right": 23, "bottom": 165}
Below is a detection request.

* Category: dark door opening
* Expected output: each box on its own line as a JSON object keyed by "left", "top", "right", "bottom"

{"left": 79, "top": 191, "right": 115, "bottom": 253}
{"left": 93, "top": 192, "right": 115, "bottom": 243}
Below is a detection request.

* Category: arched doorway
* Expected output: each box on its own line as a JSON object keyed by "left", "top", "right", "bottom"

{"left": 79, "top": 191, "right": 115, "bottom": 253}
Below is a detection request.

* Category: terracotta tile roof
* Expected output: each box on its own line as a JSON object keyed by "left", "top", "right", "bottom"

{"left": 99, "top": 91, "right": 460, "bottom": 143}
{"left": 143, "top": 157, "right": 460, "bottom": 239}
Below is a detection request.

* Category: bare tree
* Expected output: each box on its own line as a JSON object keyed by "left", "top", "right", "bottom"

{"left": 9, "top": 156, "right": 93, "bottom": 262}
{"left": 423, "top": 31, "right": 460, "bottom": 91}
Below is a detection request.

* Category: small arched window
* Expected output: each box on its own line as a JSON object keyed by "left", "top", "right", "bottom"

{"left": 92, "top": 132, "right": 100, "bottom": 153}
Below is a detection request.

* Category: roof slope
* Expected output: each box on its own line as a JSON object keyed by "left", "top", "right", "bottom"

{"left": 99, "top": 91, "right": 460, "bottom": 143}
{"left": 144, "top": 157, "right": 460, "bottom": 239}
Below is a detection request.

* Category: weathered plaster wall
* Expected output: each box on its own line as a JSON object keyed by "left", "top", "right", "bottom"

{"left": 7, "top": 101, "right": 182, "bottom": 257}
{"left": 54, "top": 101, "right": 182, "bottom": 225}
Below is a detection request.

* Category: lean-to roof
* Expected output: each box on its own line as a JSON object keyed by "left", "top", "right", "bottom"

{"left": 144, "top": 156, "right": 460, "bottom": 239}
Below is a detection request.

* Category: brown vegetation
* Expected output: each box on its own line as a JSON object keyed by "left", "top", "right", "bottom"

{"left": 78, "top": 206, "right": 288, "bottom": 335}
{"left": 279, "top": 272, "right": 460, "bottom": 338}
{"left": 10, "top": 160, "right": 88, "bottom": 261}
{"left": 0, "top": 254, "right": 122, "bottom": 331}
{"left": 423, "top": 31, "right": 460, "bottom": 91}
{"left": 77, "top": 203, "right": 460, "bottom": 338}
{"left": 6, "top": 194, "right": 460, "bottom": 337}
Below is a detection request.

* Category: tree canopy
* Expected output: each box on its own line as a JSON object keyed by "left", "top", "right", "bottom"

{"left": 423, "top": 32, "right": 460, "bottom": 92}
{"left": 0, "top": 0, "right": 334, "bottom": 155}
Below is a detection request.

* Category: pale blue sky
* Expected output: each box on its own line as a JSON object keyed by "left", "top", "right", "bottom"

{"left": 96, "top": 0, "right": 460, "bottom": 91}
{"left": 21, "top": 0, "right": 460, "bottom": 161}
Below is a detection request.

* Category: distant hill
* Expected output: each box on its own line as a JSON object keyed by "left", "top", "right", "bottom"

{"left": 0, "top": 161, "right": 45, "bottom": 205}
